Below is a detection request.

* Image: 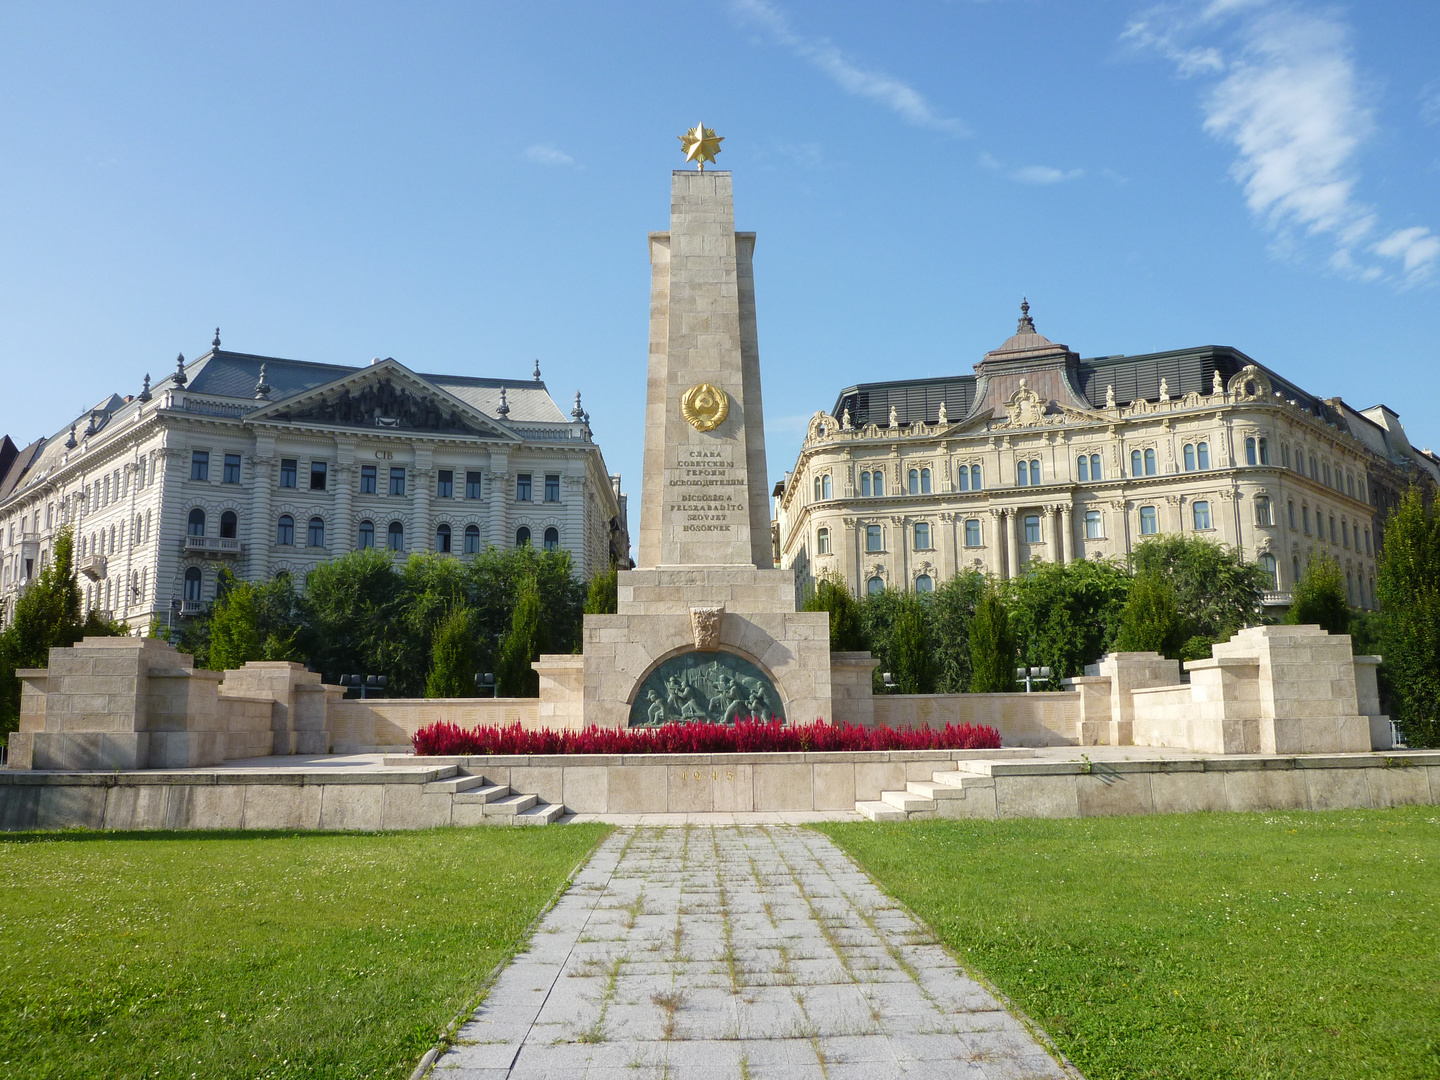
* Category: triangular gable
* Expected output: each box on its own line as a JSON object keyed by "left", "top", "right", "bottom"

{"left": 247, "top": 358, "right": 521, "bottom": 440}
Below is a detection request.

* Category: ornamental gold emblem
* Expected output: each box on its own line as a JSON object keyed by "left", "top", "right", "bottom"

{"left": 681, "top": 383, "right": 729, "bottom": 432}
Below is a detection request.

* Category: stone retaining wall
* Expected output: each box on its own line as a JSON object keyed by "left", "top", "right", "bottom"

{"left": 873, "top": 692, "right": 1079, "bottom": 746}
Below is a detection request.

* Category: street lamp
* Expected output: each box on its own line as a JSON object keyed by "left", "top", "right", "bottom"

{"left": 1014, "top": 666, "right": 1052, "bottom": 693}
{"left": 881, "top": 671, "right": 898, "bottom": 693}
{"left": 474, "top": 672, "right": 497, "bottom": 697}
{"left": 340, "top": 674, "right": 389, "bottom": 699}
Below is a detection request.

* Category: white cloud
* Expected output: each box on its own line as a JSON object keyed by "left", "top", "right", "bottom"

{"left": 523, "top": 144, "right": 575, "bottom": 167}
{"left": 1421, "top": 80, "right": 1440, "bottom": 126}
{"left": 980, "top": 153, "right": 1083, "bottom": 185}
{"left": 1128, "top": 1, "right": 1438, "bottom": 285}
{"left": 732, "top": 0, "right": 966, "bottom": 135}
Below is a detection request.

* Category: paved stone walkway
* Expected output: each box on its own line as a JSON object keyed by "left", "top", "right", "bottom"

{"left": 432, "top": 826, "right": 1075, "bottom": 1079}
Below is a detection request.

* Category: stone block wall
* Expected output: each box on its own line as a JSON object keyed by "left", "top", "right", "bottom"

{"left": 873, "top": 692, "right": 1080, "bottom": 746}
{"left": 327, "top": 698, "right": 542, "bottom": 752}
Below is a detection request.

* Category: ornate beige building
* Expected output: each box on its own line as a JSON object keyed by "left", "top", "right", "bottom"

{"left": 0, "top": 339, "right": 629, "bottom": 630}
{"left": 775, "top": 304, "right": 1440, "bottom": 609}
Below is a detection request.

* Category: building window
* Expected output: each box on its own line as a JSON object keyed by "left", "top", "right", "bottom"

{"left": 1260, "top": 553, "right": 1277, "bottom": 589}
{"left": 1193, "top": 500, "right": 1211, "bottom": 530}
{"left": 220, "top": 510, "right": 238, "bottom": 539}
{"left": 516, "top": 474, "right": 532, "bottom": 501}
{"left": 191, "top": 451, "right": 209, "bottom": 482}
{"left": 223, "top": 453, "right": 241, "bottom": 484}
{"left": 965, "top": 519, "right": 981, "bottom": 547}
{"left": 867, "top": 576, "right": 885, "bottom": 595}
{"left": 866, "top": 524, "right": 883, "bottom": 552}
{"left": 914, "top": 522, "right": 931, "bottom": 550}
{"left": 310, "top": 461, "right": 327, "bottom": 490}
{"left": 1347, "top": 472, "right": 1355, "bottom": 498}
{"left": 1365, "top": 528, "right": 1372, "bottom": 555}
{"left": 307, "top": 516, "right": 325, "bottom": 547}
{"left": 1323, "top": 461, "right": 1332, "bottom": 488}
{"left": 545, "top": 474, "right": 561, "bottom": 502}
{"left": 874, "top": 470, "right": 886, "bottom": 496}
{"left": 915, "top": 574, "right": 934, "bottom": 594}
{"left": 280, "top": 459, "right": 297, "bottom": 488}
{"left": 466, "top": 471, "right": 483, "bottom": 499}
{"left": 1329, "top": 515, "right": 1336, "bottom": 543}
{"left": 360, "top": 465, "right": 377, "bottom": 494}
{"left": 516, "top": 526, "right": 531, "bottom": 547}
{"left": 1183, "top": 444, "right": 1196, "bottom": 472}
{"left": 436, "top": 523, "right": 452, "bottom": 553}
{"left": 1085, "top": 510, "right": 1102, "bottom": 539}
{"left": 358, "top": 520, "right": 375, "bottom": 549}
{"left": 437, "top": 470, "right": 453, "bottom": 499}
{"left": 816, "top": 527, "right": 830, "bottom": 555}
{"left": 1309, "top": 454, "right": 1318, "bottom": 478}
{"left": 860, "top": 471, "right": 872, "bottom": 497}
{"left": 544, "top": 526, "right": 560, "bottom": 552}
{"left": 387, "top": 521, "right": 404, "bottom": 551}
{"left": 815, "top": 474, "right": 832, "bottom": 500}
{"left": 464, "top": 524, "right": 481, "bottom": 554}
{"left": 1245, "top": 437, "right": 1257, "bottom": 465}
{"left": 920, "top": 468, "right": 931, "bottom": 494}
{"left": 908, "top": 468, "right": 919, "bottom": 495}
{"left": 1089, "top": 453, "right": 1102, "bottom": 481}
{"left": 1303, "top": 506, "right": 1311, "bottom": 534}
{"left": 1077, "top": 455, "right": 1089, "bottom": 482}
{"left": 1139, "top": 505, "right": 1158, "bottom": 535}
{"left": 1258, "top": 438, "right": 1269, "bottom": 465}
{"left": 1347, "top": 572, "right": 1354, "bottom": 604}
{"left": 187, "top": 508, "right": 206, "bottom": 537}
{"left": 1144, "top": 448, "right": 1157, "bottom": 476}
{"left": 1288, "top": 500, "right": 1296, "bottom": 528}
{"left": 184, "top": 566, "right": 203, "bottom": 602}
{"left": 1024, "top": 514, "right": 1041, "bottom": 543}
{"left": 277, "top": 515, "right": 294, "bottom": 546}
{"left": 389, "top": 467, "right": 406, "bottom": 496}
{"left": 1342, "top": 519, "right": 1350, "bottom": 548}
{"left": 1255, "top": 497, "right": 1272, "bottom": 526}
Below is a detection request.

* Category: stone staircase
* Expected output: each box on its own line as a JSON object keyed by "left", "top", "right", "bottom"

{"left": 422, "top": 769, "right": 565, "bottom": 825}
{"left": 856, "top": 763, "right": 997, "bottom": 822}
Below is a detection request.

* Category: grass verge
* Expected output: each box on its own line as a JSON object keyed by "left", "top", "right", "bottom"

{"left": 817, "top": 808, "right": 1440, "bottom": 1080}
{"left": 0, "top": 824, "right": 611, "bottom": 1079}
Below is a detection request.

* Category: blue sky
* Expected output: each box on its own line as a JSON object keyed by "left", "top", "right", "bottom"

{"left": 1, "top": 1, "right": 1437, "bottom": 521}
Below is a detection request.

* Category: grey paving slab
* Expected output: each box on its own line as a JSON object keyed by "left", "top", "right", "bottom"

{"left": 430, "top": 826, "right": 1079, "bottom": 1080}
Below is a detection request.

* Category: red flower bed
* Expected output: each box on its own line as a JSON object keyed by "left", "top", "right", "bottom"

{"left": 410, "top": 717, "right": 1001, "bottom": 756}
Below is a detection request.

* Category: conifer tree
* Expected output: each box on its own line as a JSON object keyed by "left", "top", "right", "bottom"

{"left": 1286, "top": 551, "right": 1349, "bottom": 636}
{"left": 888, "top": 593, "right": 935, "bottom": 693}
{"left": 425, "top": 606, "right": 477, "bottom": 698}
{"left": 1375, "top": 487, "right": 1440, "bottom": 747}
{"left": 1114, "top": 572, "right": 1181, "bottom": 654}
{"left": 802, "top": 571, "right": 867, "bottom": 651}
{"left": 584, "top": 563, "right": 619, "bottom": 615}
{"left": 496, "top": 576, "right": 547, "bottom": 697}
{"left": 968, "top": 584, "right": 1017, "bottom": 693}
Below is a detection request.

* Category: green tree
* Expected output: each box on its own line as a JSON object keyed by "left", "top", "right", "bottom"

{"left": 929, "top": 571, "right": 986, "bottom": 692}
{"left": 425, "top": 606, "right": 477, "bottom": 698}
{"left": 205, "top": 570, "right": 302, "bottom": 672}
{"left": 299, "top": 548, "right": 407, "bottom": 688}
{"left": 584, "top": 563, "right": 619, "bottom": 615}
{"left": 1286, "top": 551, "right": 1349, "bottom": 636}
{"left": 1130, "top": 535, "right": 1267, "bottom": 644}
{"left": 1375, "top": 487, "right": 1440, "bottom": 747}
{"left": 802, "top": 571, "right": 868, "bottom": 652}
{"left": 465, "top": 545, "right": 585, "bottom": 663}
{"left": 1114, "top": 572, "right": 1182, "bottom": 655}
{"left": 969, "top": 584, "right": 1017, "bottom": 693}
{"left": 1002, "top": 559, "right": 1131, "bottom": 684}
{"left": 888, "top": 593, "right": 935, "bottom": 693}
{"left": 859, "top": 586, "right": 909, "bottom": 692}
{"left": 495, "top": 576, "right": 548, "bottom": 697}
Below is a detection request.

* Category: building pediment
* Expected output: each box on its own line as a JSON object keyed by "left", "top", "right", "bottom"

{"left": 247, "top": 359, "right": 519, "bottom": 440}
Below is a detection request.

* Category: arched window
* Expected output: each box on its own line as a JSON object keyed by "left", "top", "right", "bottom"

{"left": 307, "top": 517, "right": 325, "bottom": 547}
{"left": 1085, "top": 510, "right": 1102, "bottom": 539}
{"left": 1258, "top": 438, "right": 1269, "bottom": 465}
{"left": 183, "top": 566, "right": 203, "bottom": 602}
{"left": 915, "top": 574, "right": 933, "bottom": 594}
{"left": 1259, "top": 553, "right": 1277, "bottom": 589}
{"left": 816, "top": 527, "right": 830, "bottom": 555}
{"left": 865, "top": 524, "right": 883, "bottom": 552}
{"left": 436, "top": 523, "right": 452, "bottom": 553}
{"left": 920, "top": 468, "right": 931, "bottom": 494}
{"left": 515, "top": 526, "right": 531, "bottom": 547}
{"left": 1143, "top": 448, "right": 1156, "bottom": 476}
{"left": 1193, "top": 501, "right": 1211, "bottom": 530}
{"left": 964, "top": 519, "right": 981, "bottom": 547}
{"left": 1077, "top": 455, "right": 1090, "bottom": 482}
{"left": 821, "top": 474, "right": 831, "bottom": 499}
{"left": 1347, "top": 571, "right": 1354, "bottom": 604}
{"left": 1139, "top": 505, "right": 1158, "bottom": 535}
{"left": 814, "top": 475, "right": 822, "bottom": 500}
{"left": 908, "top": 468, "right": 920, "bottom": 495}
{"left": 1302, "top": 505, "right": 1311, "bottom": 534}
{"left": 1131, "top": 449, "right": 1143, "bottom": 476}
{"left": 1017, "top": 461, "right": 1029, "bottom": 486}
{"left": 1341, "top": 519, "right": 1349, "bottom": 548}
{"left": 958, "top": 466, "right": 969, "bottom": 492}
{"left": 543, "top": 527, "right": 560, "bottom": 552}
{"left": 1024, "top": 514, "right": 1041, "bottom": 543}
{"left": 187, "top": 508, "right": 206, "bottom": 537}
{"left": 387, "top": 521, "right": 404, "bottom": 551}
{"left": 1255, "top": 497, "right": 1272, "bottom": 526}
{"left": 358, "top": 520, "right": 375, "bottom": 549}
{"left": 913, "top": 522, "right": 930, "bottom": 549}
{"left": 970, "top": 464, "right": 982, "bottom": 491}
{"left": 1329, "top": 515, "right": 1336, "bottom": 543}
{"left": 1197, "top": 441, "right": 1210, "bottom": 470}
{"left": 860, "top": 471, "right": 872, "bottom": 497}
{"left": 1245, "top": 437, "right": 1257, "bottom": 465}
{"left": 1184, "top": 444, "right": 1196, "bottom": 472}
{"left": 276, "top": 515, "right": 294, "bottom": 546}
{"left": 873, "top": 471, "right": 885, "bottom": 497}
{"left": 1030, "top": 458, "right": 1041, "bottom": 484}
{"left": 1089, "top": 454, "right": 1102, "bottom": 480}
{"left": 464, "top": 524, "right": 481, "bottom": 554}
{"left": 1364, "top": 528, "right": 1372, "bottom": 555}
{"left": 866, "top": 576, "right": 885, "bottom": 595}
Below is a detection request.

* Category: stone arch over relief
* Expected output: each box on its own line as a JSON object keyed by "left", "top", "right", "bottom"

{"left": 626, "top": 646, "right": 786, "bottom": 728}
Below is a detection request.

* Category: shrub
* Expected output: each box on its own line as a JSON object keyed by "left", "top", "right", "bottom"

{"left": 1002, "top": 559, "right": 1131, "bottom": 683}
{"left": 802, "top": 571, "right": 867, "bottom": 652}
{"left": 1375, "top": 487, "right": 1440, "bottom": 747}
{"left": 1130, "top": 535, "right": 1267, "bottom": 640}
{"left": 1114, "top": 572, "right": 1181, "bottom": 655}
{"left": 425, "top": 607, "right": 476, "bottom": 698}
{"left": 930, "top": 572, "right": 986, "bottom": 692}
{"left": 411, "top": 717, "right": 1002, "bottom": 756}
{"left": 584, "top": 564, "right": 619, "bottom": 615}
{"left": 889, "top": 593, "right": 935, "bottom": 693}
{"left": 968, "top": 584, "right": 1017, "bottom": 693}
{"left": 495, "top": 576, "right": 547, "bottom": 697}
{"left": 1286, "top": 551, "right": 1349, "bottom": 636}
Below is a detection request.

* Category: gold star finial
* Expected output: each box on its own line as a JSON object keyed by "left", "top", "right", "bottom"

{"left": 678, "top": 122, "right": 724, "bottom": 171}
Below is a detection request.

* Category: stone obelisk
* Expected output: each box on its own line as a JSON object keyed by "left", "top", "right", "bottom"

{"left": 580, "top": 159, "right": 832, "bottom": 731}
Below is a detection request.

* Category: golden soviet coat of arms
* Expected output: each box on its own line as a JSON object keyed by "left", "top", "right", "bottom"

{"left": 681, "top": 383, "right": 729, "bottom": 431}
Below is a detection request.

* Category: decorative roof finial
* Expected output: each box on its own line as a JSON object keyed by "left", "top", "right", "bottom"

{"left": 572, "top": 391, "right": 585, "bottom": 420}
{"left": 138, "top": 373, "right": 152, "bottom": 403}
{"left": 213, "top": 327, "right": 221, "bottom": 349}
{"left": 83, "top": 411, "right": 97, "bottom": 436}
{"left": 173, "top": 353, "right": 188, "bottom": 387}
{"left": 496, "top": 386, "right": 510, "bottom": 417}
{"left": 65, "top": 424, "right": 77, "bottom": 450}
{"left": 254, "top": 362, "right": 272, "bottom": 400}
{"left": 1017, "top": 297, "right": 1036, "bottom": 334}
{"left": 679, "top": 123, "right": 724, "bottom": 171}
{"left": 533, "top": 359, "right": 542, "bottom": 382}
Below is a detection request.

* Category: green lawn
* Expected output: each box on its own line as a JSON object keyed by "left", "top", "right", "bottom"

{"left": 0, "top": 824, "right": 611, "bottom": 1079}
{"left": 818, "top": 808, "right": 1440, "bottom": 1080}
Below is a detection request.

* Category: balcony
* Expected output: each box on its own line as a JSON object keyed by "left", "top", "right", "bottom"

{"left": 177, "top": 600, "right": 211, "bottom": 617}
{"left": 79, "top": 555, "right": 108, "bottom": 581}
{"left": 183, "top": 536, "right": 243, "bottom": 557}
{"left": 1261, "top": 591, "right": 1293, "bottom": 607}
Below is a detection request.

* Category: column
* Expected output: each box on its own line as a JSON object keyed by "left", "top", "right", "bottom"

{"left": 487, "top": 450, "right": 509, "bottom": 549}
{"left": 939, "top": 512, "right": 957, "bottom": 582}
{"left": 839, "top": 516, "right": 858, "bottom": 592}
{"left": 332, "top": 439, "right": 355, "bottom": 555}
{"left": 413, "top": 448, "right": 433, "bottom": 554}
{"left": 1007, "top": 509, "right": 1021, "bottom": 579}
{"left": 989, "top": 509, "right": 1006, "bottom": 579}
{"left": 1059, "top": 504, "right": 1072, "bottom": 565}
{"left": 247, "top": 444, "right": 274, "bottom": 580}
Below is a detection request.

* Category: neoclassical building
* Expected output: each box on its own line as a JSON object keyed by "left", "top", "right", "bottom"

{"left": 0, "top": 337, "right": 629, "bottom": 630}
{"left": 774, "top": 304, "right": 1440, "bottom": 609}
